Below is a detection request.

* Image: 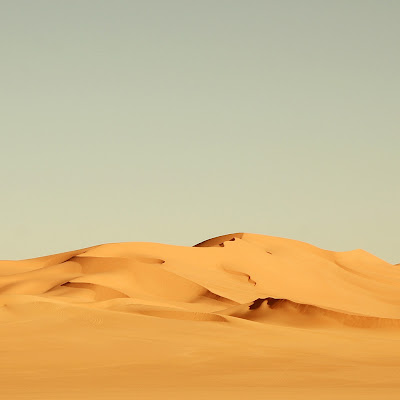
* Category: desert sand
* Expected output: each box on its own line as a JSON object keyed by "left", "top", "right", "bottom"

{"left": 1, "top": 233, "right": 400, "bottom": 399}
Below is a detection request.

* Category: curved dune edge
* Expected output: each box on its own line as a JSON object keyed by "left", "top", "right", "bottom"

{"left": 221, "top": 297, "right": 400, "bottom": 329}
{"left": 1, "top": 232, "right": 399, "bottom": 329}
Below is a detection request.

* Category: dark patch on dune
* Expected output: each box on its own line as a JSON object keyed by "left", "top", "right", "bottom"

{"left": 194, "top": 233, "right": 244, "bottom": 247}
{"left": 249, "top": 298, "right": 280, "bottom": 310}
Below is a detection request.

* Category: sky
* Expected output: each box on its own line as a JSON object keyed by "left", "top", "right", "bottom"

{"left": 1, "top": 0, "right": 399, "bottom": 262}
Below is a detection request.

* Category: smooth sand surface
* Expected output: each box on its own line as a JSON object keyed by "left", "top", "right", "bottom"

{"left": 1, "top": 233, "right": 400, "bottom": 399}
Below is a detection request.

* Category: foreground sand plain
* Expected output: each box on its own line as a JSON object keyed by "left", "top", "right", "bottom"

{"left": 1, "top": 233, "right": 400, "bottom": 399}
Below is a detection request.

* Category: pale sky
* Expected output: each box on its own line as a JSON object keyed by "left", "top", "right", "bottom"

{"left": 1, "top": 1, "right": 399, "bottom": 263}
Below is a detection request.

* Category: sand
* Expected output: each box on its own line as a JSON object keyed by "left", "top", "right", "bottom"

{"left": 1, "top": 233, "right": 400, "bottom": 399}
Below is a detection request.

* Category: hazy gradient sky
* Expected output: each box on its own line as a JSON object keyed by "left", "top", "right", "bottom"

{"left": 1, "top": 1, "right": 399, "bottom": 262}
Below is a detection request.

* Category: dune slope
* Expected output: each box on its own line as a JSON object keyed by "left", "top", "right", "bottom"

{"left": 1, "top": 233, "right": 400, "bottom": 399}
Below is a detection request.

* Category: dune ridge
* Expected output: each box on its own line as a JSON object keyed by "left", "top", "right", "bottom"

{"left": 2, "top": 232, "right": 399, "bottom": 321}
{"left": 1, "top": 233, "right": 400, "bottom": 399}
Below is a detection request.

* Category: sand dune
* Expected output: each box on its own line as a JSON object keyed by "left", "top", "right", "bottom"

{"left": 1, "top": 233, "right": 400, "bottom": 399}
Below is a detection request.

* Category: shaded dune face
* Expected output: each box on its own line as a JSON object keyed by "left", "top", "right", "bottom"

{"left": 194, "top": 233, "right": 244, "bottom": 247}
{"left": 1, "top": 232, "right": 400, "bottom": 327}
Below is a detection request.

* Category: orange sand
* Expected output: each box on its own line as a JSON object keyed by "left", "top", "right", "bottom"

{"left": 1, "top": 233, "right": 400, "bottom": 399}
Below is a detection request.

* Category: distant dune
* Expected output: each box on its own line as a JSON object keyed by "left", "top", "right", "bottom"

{"left": 1, "top": 233, "right": 400, "bottom": 399}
